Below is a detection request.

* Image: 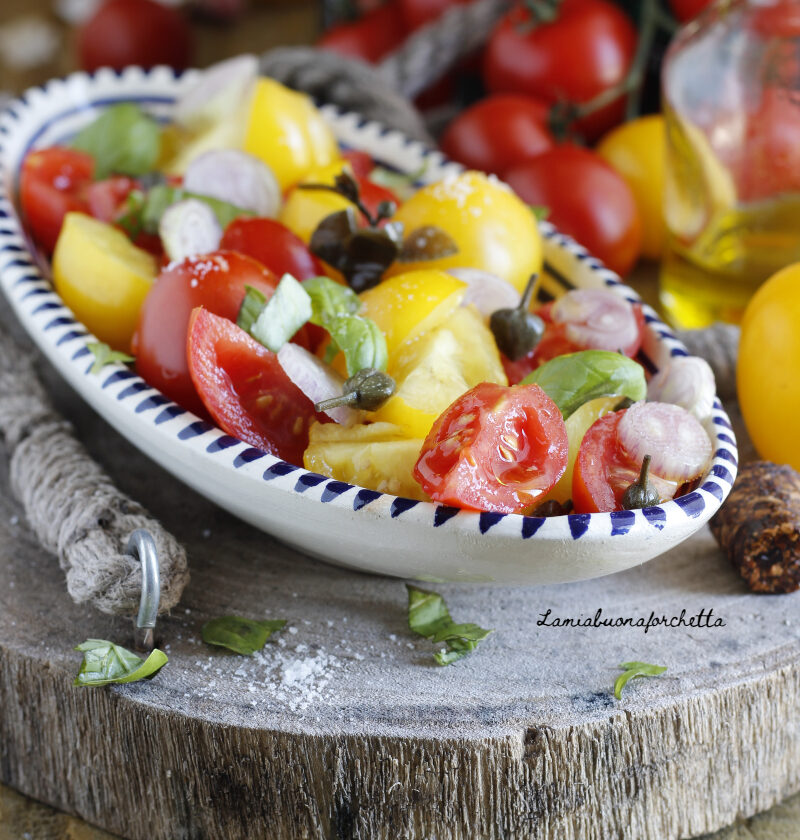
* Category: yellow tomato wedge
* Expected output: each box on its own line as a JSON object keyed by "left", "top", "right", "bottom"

{"left": 373, "top": 306, "right": 507, "bottom": 438}
{"left": 243, "top": 78, "right": 339, "bottom": 192}
{"left": 385, "top": 171, "right": 542, "bottom": 294}
{"left": 52, "top": 213, "right": 157, "bottom": 351}
{"left": 359, "top": 269, "right": 465, "bottom": 357}
{"left": 279, "top": 159, "right": 352, "bottom": 243}
{"left": 304, "top": 421, "right": 428, "bottom": 500}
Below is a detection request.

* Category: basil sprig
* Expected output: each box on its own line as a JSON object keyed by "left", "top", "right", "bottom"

{"left": 406, "top": 585, "right": 492, "bottom": 666}
{"left": 522, "top": 350, "right": 646, "bottom": 419}
{"left": 71, "top": 103, "right": 161, "bottom": 181}
{"left": 202, "top": 616, "right": 286, "bottom": 655}
{"left": 74, "top": 639, "right": 167, "bottom": 686}
{"left": 613, "top": 661, "right": 667, "bottom": 699}
{"left": 86, "top": 342, "right": 135, "bottom": 374}
{"left": 119, "top": 184, "right": 251, "bottom": 239}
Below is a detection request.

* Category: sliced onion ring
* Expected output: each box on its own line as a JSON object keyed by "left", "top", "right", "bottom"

{"left": 618, "top": 401, "right": 712, "bottom": 483}
{"left": 647, "top": 355, "right": 716, "bottom": 422}
{"left": 447, "top": 268, "right": 520, "bottom": 319}
{"left": 552, "top": 288, "right": 639, "bottom": 354}
{"left": 183, "top": 149, "right": 281, "bottom": 218}
{"left": 159, "top": 199, "right": 222, "bottom": 262}
{"left": 277, "top": 343, "right": 360, "bottom": 426}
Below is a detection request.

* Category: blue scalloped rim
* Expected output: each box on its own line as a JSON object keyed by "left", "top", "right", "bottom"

{"left": 0, "top": 66, "right": 738, "bottom": 542}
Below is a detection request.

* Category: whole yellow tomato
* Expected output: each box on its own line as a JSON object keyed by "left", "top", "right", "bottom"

{"left": 597, "top": 115, "right": 666, "bottom": 260}
{"left": 738, "top": 262, "right": 800, "bottom": 469}
{"left": 386, "top": 171, "right": 542, "bottom": 294}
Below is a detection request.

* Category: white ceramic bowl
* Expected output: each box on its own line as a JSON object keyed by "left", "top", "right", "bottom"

{"left": 0, "top": 66, "right": 738, "bottom": 584}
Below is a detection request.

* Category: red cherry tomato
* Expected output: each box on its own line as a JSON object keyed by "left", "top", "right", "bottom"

{"left": 483, "top": 0, "right": 637, "bottom": 140}
{"left": 414, "top": 382, "right": 569, "bottom": 513}
{"left": 340, "top": 149, "right": 375, "bottom": 180}
{"left": 317, "top": 2, "right": 408, "bottom": 63}
{"left": 86, "top": 176, "right": 139, "bottom": 224}
{"left": 399, "top": 0, "right": 468, "bottom": 31}
{"left": 132, "top": 251, "right": 280, "bottom": 416}
{"left": 220, "top": 218, "right": 323, "bottom": 281}
{"left": 668, "top": 0, "right": 713, "bottom": 23}
{"left": 751, "top": 0, "right": 800, "bottom": 36}
{"left": 78, "top": 0, "right": 192, "bottom": 73}
{"left": 504, "top": 145, "right": 642, "bottom": 276}
{"left": 19, "top": 147, "right": 94, "bottom": 253}
{"left": 439, "top": 94, "right": 554, "bottom": 176}
{"left": 187, "top": 308, "right": 323, "bottom": 465}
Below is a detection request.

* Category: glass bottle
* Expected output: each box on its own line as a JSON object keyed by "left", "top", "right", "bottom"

{"left": 660, "top": 0, "right": 800, "bottom": 328}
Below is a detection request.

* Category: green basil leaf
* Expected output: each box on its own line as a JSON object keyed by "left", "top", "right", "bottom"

{"left": 86, "top": 342, "right": 135, "bottom": 375}
{"left": 529, "top": 205, "right": 550, "bottom": 221}
{"left": 202, "top": 616, "right": 287, "bottom": 655}
{"left": 301, "top": 275, "right": 361, "bottom": 325}
{"left": 249, "top": 273, "right": 312, "bottom": 353}
{"left": 406, "top": 584, "right": 492, "bottom": 667}
{"left": 613, "top": 661, "right": 667, "bottom": 700}
{"left": 74, "top": 639, "right": 167, "bottom": 686}
{"left": 237, "top": 285, "right": 268, "bottom": 334}
{"left": 71, "top": 103, "right": 161, "bottom": 181}
{"left": 327, "top": 314, "right": 388, "bottom": 376}
{"left": 521, "top": 350, "right": 646, "bottom": 419}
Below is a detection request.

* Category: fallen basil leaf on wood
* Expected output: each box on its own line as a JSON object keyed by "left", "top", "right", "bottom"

{"left": 406, "top": 584, "right": 492, "bottom": 666}
{"left": 71, "top": 103, "right": 161, "bottom": 181}
{"left": 74, "top": 639, "right": 167, "bottom": 686}
{"left": 522, "top": 350, "right": 646, "bottom": 419}
{"left": 613, "top": 661, "right": 667, "bottom": 700}
{"left": 202, "top": 616, "right": 287, "bottom": 655}
{"left": 87, "top": 342, "right": 135, "bottom": 375}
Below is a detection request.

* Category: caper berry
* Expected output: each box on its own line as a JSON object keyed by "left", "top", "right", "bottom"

{"left": 489, "top": 273, "right": 545, "bottom": 361}
{"left": 315, "top": 368, "right": 396, "bottom": 413}
{"left": 622, "top": 454, "right": 661, "bottom": 510}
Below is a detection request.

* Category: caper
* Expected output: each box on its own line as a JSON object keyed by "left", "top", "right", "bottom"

{"left": 315, "top": 368, "right": 396, "bottom": 413}
{"left": 489, "top": 273, "right": 545, "bottom": 361}
{"left": 622, "top": 454, "right": 661, "bottom": 510}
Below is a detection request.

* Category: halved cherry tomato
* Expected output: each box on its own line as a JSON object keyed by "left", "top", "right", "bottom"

{"left": 19, "top": 147, "right": 94, "bottom": 252}
{"left": 187, "top": 308, "right": 324, "bottom": 465}
{"left": 220, "top": 218, "right": 323, "bottom": 280}
{"left": 413, "top": 382, "right": 568, "bottom": 513}
{"left": 86, "top": 176, "right": 139, "bottom": 224}
{"left": 132, "top": 251, "right": 280, "bottom": 415}
{"left": 341, "top": 149, "right": 375, "bottom": 180}
{"left": 572, "top": 411, "right": 678, "bottom": 513}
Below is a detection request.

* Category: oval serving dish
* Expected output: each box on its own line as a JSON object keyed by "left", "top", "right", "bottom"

{"left": 0, "top": 66, "right": 738, "bottom": 585}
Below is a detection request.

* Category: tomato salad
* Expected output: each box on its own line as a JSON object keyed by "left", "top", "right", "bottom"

{"left": 18, "top": 58, "right": 716, "bottom": 517}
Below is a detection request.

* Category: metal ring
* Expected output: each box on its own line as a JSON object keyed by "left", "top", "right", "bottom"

{"left": 125, "top": 529, "right": 161, "bottom": 652}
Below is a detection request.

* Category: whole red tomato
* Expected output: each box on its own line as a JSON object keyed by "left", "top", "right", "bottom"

{"left": 668, "top": 0, "right": 713, "bottom": 23}
{"left": 78, "top": 0, "right": 192, "bottom": 72}
{"left": 439, "top": 94, "right": 554, "bottom": 176}
{"left": 504, "top": 145, "right": 642, "bottom": 276}
{"left": 132, "top": 251, "right": 279, "bottom": 416}
{"left": 19, "top": 147, "right": 94, "bottom": 253}
{"left": 399, "top": 0, "right": 469, "bottom": 31}
{"left": 317, "top": 2, "right": 407, "bottom": 63}
{"left": 483, "top": 0, "right": 637, "bottom": 140}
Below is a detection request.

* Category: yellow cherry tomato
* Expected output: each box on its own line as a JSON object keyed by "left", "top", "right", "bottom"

{"left": 52, "top": 213, "right": 157, "bottom": 351}
{"left": 385, "top": 171, "right": 542, "bottom": 294}
{"left": 243, "top": 78, "right": 339, "bottom": 192}
{"left": 358, "top": 269, "right": 465, "bottom": 357}
{"left": 279, "top": 160, "right": 351, "bottom": 243}
{"left": 738, "top": 262, "right": 800, "bottom": 469}
{"left": 596, "top": 115, "right": 667, "bottom": 260}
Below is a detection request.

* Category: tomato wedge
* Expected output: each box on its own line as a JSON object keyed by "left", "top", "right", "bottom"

{"left": 572, "top": 411, "right": 678, "bottom": 513}
{"left": 414, "top": 382, "right": 568, "bottom": 514}
{"left": 187, "top": 308, "right": 324, "bottom": 465}
{"left": 19, "top": 147, "right": 94, "bottom": 252}
{"left": 132, "top": 251, "right": 280, "bottom": 415}
{"left": 220, "top": 218, "right": 323, "bottom": 281}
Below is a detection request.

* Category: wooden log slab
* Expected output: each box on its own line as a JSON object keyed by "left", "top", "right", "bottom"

{"left": 1, "top": 321, "right": 799, "bottom": 840}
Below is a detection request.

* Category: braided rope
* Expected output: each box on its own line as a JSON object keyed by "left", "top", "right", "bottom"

{"left": 0, "top": 328, "right": 189, "bottom": 616}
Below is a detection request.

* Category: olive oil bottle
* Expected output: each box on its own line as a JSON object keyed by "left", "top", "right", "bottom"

{"left": 660, "top": 0, "right": 800, "bottom": 328}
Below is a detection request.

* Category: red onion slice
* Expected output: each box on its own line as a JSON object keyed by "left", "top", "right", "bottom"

{"left": 174, "top": 54, "right": 258, "bottom": 133}
{"left": 618, "top": 401, "right": 712, "bottom": 483}
{"left": 183, "top": 149, "right": 281, "bottom": 218}
{"left": 447, "top": 268, "right": 520, "bottom": 319}
{"left": 647, "top": 355, "right": 716, "bottom": 422}
{"left": 277, "top": 344, "right": 360, "bottom": 426}
{"left": 552, "top": 288, "right": 639, "bottom": 353}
